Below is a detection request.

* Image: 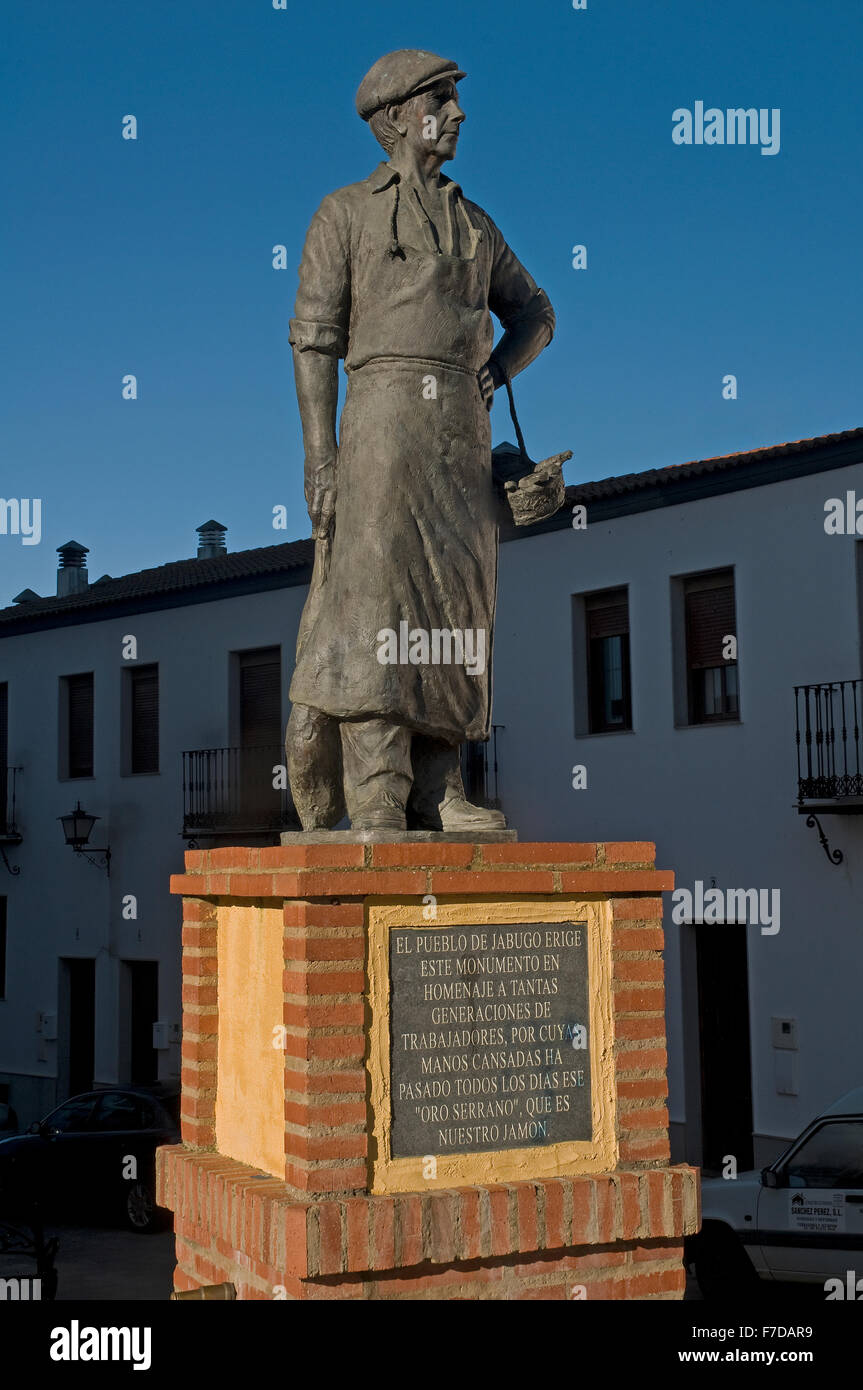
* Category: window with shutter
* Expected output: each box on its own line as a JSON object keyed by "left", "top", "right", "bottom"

{"left": 585, "top": 590, "right": 632, "bottom": 733}
{"left": 587, "top": 600, "right": 629, "bottom": 643}
{"left": 684, "top": 572, "right": 738, "bottom": 723}
{"left": 239, "top": 649, "right": 281, "bottom": 748}
{"left": 685, "top": 585, "right": 735, "bottom": 668}
{"left": 130, "top": 666, "right": 159, "bottom": 774}
{"left": 236, "top": 648, "right": 282, "bottom": 825}
{"left": 67, "top": 673, "right": 94, "bottom": 778}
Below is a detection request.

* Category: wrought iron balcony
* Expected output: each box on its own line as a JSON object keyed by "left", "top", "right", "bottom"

{"left": 794, "top": 680, "right": 863, "bottom": 864}
{"left": 0, "top": 766, "right": 22, "bottom": 844}
{"left": 182, "top": 729, "right": 504, "bottom": 841}
{"left": 182, "top": 746, "right": 300, "bottom": 841}
{"left": 0, "top": 765, "right": 22, "bottom": 875}
{"left": 462, "top": 725, "right": 503, "bottom": 810}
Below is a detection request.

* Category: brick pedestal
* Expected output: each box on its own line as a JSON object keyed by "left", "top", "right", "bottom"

{"left": 157, "top": 841, "right": 699, "bottom": 1300}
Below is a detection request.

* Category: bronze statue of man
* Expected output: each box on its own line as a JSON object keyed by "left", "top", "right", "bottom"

{"left": 286, "top": 48, "right": 556, "bottom": 833}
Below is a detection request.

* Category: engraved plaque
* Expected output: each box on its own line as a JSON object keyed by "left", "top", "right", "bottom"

{"left": 389, "top": 922, "right": 591, "bottom": 1157}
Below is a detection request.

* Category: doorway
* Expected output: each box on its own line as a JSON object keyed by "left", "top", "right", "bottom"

{"left": 126, "top": 960, "right": 159, "bottom": 1085}
{"left": 695, "top": 924, "right": 754, "bottom": 1172}
{"left": 58, "top": 958, "right": 95, "bottom": 1101}
{"left": 234, "top": 646, "right": 282, "bottom": 830}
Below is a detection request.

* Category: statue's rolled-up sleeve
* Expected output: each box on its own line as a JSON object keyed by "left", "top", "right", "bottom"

{"left": 289, "top": 194, "right": 351, "bottom": 357}
{"left": 487, "top": 223, "right": 555, "bottom": 382}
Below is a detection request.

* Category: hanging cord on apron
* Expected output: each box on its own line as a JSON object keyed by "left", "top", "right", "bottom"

{"left": 502, "top": 370, "right": 531, "bottom": 467}
{"left": 410, "top": 187, "right": 442, "bottom": 254}
{"left": 389, "top": 182, "right": 405, "bottom": 259}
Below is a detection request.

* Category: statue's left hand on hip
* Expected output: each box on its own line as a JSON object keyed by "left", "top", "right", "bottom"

{"left": 477, "top": 361, "right": 497, "bottom": 411}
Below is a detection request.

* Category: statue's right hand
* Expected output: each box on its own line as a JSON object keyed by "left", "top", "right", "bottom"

{"left": 304, "top": 449, "right": 338, "bottom": 539}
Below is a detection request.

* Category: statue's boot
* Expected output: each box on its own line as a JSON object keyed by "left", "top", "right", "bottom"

{"left": 408, "top": 735, "right": 507, "bottom": 832}
{"left": 340, "top": 718, "right": 412, "bottom": 831}
{"left": 286, "top": 703, "right": 346, "bottom": 830}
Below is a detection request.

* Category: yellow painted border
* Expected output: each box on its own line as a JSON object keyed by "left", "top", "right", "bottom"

{"left": 214, "top": 903, "right": 286, "bottom": 1179}
{"left": 366, "top": 896, "right": 617, "bottom": 1193}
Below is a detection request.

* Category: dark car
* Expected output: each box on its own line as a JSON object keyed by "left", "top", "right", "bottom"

{"left": 0, "top": 1087, "right": 180, "bottom": 1234}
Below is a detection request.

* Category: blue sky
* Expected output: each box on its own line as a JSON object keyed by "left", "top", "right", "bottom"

{"left": 3, "top": 0, "right": 861, "bottom": 601}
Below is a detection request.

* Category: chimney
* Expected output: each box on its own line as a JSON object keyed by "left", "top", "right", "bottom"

{"left": 57, "top": 541, "right": 89, "bottom": 597}
{"left": 13, "top": 588, "right": 40, "bottom": 605}
{"left": 196, "top": 520, "right": 227, "bottom": 560}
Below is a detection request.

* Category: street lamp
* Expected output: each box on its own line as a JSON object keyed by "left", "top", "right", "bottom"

{"left": 59, "top": 802, "right": 111, "bottom": 876}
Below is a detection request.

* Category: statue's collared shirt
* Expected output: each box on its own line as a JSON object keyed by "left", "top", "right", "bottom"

{"left": 289, "top": 163, "right": 554, "bottom": 377}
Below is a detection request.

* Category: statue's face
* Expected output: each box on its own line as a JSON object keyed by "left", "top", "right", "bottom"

{"left": 402, "top": 78, "right": 465, "bottom": 162}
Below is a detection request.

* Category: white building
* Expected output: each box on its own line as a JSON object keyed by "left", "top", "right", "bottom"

{"left": 1, "top": 427, "right": 861, "bottom": 1169}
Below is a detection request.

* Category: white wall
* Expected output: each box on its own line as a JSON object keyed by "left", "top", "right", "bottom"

{"left": 494, "top": 460, "right": 863, "bottom": 1157}
{"left": 2, "top": 456, "right": 862, "bottom": 1152}
{"left": 0, "top": 583, "right": 307, "bottom": 1122}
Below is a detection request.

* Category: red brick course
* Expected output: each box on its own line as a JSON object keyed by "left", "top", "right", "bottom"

{"left": 158, "top": 1146, "right": 697, "bottom": 1300}
{"left": 169, "top": 841, "right": 673, "bottom": 901}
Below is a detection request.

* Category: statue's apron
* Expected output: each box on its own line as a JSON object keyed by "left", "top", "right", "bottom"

{"left": 289, "top": 223, "right": 497, "bottom": 744}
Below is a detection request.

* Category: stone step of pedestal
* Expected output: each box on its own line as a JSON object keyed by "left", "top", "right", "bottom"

{"left": 280, "top": 829, "right": 518, "bottom": 844}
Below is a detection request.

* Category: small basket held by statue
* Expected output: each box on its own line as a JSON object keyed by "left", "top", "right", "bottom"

{"left": 491, "top": 376, "right": 571, "bottom": 527}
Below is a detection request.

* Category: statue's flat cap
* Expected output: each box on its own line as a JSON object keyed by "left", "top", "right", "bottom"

{"left": 356, "top": 49, "right": 465, "bottom": 121}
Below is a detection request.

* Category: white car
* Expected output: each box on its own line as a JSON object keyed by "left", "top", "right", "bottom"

{"left": 689, "top": 1087, "right": 863, "bottom": 1297}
